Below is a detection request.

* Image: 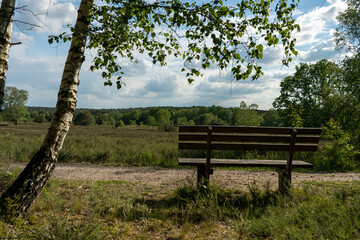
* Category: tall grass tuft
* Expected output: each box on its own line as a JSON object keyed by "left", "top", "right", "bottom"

{"left": 247, "top": 182, "right": 360, "bottom": 239}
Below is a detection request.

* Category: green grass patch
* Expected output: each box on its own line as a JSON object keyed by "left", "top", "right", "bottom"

{"left": 1, "top": 177, "right": 359, "bottom": 239}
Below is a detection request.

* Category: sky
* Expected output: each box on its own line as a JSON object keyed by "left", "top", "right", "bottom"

{"left": 5, "top": 0, "right": 347, "bottom": 110}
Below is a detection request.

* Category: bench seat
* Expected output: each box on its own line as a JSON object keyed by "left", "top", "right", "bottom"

{"left": 178, "top": 158, "right": 314, "bottom": 168}
{"left": 178, "top": 125, "right": 322, "bottom": 193}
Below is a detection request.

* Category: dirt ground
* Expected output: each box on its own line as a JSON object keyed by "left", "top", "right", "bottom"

{"left": 12, "top": 163, "right": 359, "bottom": 191}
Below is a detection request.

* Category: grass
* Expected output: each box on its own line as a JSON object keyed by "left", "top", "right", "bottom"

{"left": 0, "top": 123, "right": 178, "bottom": 166}
{"left": 0, "top": 176, "right": 359, "bottom": 239}
{"left": 1, "top": 123, "right": 360, "bottom": 238}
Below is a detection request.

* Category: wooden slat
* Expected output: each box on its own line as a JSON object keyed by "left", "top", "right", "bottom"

{"left": 295, "top": 128, "right": 322, "bottom": 135}
{"left": 296, "top": 136, "right": 320, "bottom": 143}
{"left": 179, "top": 125, "right": 209, "bottom": 133}
{"left": 180, "top": 125, "right": 293, "bottom": 134}
{"left": 178, "top": 158, "right": 314, "bottom": 168}
{"left": 179, "top": 133, "right": 207, "bottom": 141}
{"left": 211, "top": 143, "right": 289, "bottom": 151}
{"left": 179, "top": 134, "right": 319, "bottom": 144}
{"left": 179, "top": 134, "right": 291, "bottom": 143}
{"left": 212, "top": 143, "right": 318, "bottom": 152}
{"left": 212, "top": 126, "right": 294, "bottom": 134}
{"left": 178, "top": 142, "right": 318, "bottom": 151}
{"left": 179, "top": 134, "right": 320, "bottom": 144}
{"left": 179, "top": 125, "right": 322, "bottom": 136}
{"left": 212, "top": 135, "right": 290, "bottom": 143}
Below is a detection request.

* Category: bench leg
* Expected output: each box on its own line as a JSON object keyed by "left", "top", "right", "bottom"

{"left": 197, "top": 166, "right": 210, "bottom": 188}
{"left": 277, "top": 168, "right": 291, "bottom": 194}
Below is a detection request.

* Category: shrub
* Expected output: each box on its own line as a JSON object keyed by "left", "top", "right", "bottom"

{"left": 157, "top": 121, "right": 176, "bottom": 132}
{"left": 312, "top": 119, "right": 359, "bottom": 171}
{"left": 115, "top": 120, "right": 124, "bottom": 128}
{"left": 73, "top": 111, "right": 95, "bottom": 126}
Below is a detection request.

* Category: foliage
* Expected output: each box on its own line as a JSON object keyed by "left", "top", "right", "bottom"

{"left": 335, "top": 0, "right": 360, "bottom": 53}
{"left": 73, "top": 110, "right": 95, "bottom": 126}
{"left": 311, "top": 119, "right": 359, "bottom": 172}
{"left": 335, "top": 54, "right": 360, "bottom": 140}
{"left": 157, "top": 121, "right": 176, "bottom": 132}
{"left": 155, "top": 108, "right": 171, "bottom": 126}
{"left": 331, "top": 1, "right": 360, "bottom": 142}
{"left": 287, "top": 102, "right": 303, "bottom": 127}
{"left": 23, "top": 104, "right": 275, "bottom": 128}
{"left": 50, "top": 0, "right": 300, "bottom": 88}
{"left": 114, "top": 120, "right": 125, "bottom": 128}
{"left": 234, "top": 101, "right": 261, "bottom": 126}
{"left": 261, "top": 108, "right": 281, "bottom": 126}
{"left": 194, "top": 112, "right": 227, "bottom": 125}
{"left": 1, "top": 86, "right": 29, "bottom": 125}
{"left": 273, "top": 59, "right": 342, "bottom": 127}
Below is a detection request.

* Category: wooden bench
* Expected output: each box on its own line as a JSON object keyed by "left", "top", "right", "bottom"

{"left": 178, "top": 125, "right": 322, "bottom": 193}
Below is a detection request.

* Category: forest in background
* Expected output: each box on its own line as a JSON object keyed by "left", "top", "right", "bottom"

{"left": 23, "top": 103, "right": 275, "bottom": 129}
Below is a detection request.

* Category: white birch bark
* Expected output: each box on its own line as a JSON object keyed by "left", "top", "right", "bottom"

{"left": 0, "top": 0, "right": 94, "bottom": 216}
{"left": 0, "top": 0, "right": 15, "bottom": 111}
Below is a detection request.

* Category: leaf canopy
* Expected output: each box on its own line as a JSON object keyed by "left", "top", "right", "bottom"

{"left": 50, "top": 0, "right": 300, "bottom": 89}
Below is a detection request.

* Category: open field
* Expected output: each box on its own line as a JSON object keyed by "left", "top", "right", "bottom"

{"left": 1, "top": 123, "right": 360, "bottom": 239}
{"left": 0, "top": 123, "right": 178, "bottom": 166}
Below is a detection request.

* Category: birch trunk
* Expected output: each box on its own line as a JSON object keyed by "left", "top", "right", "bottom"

{"left": 0, "top": 0, "right": 93, "bottom": 216}
{"left": 0, "top": 0, "right": 15, "bottom": 111}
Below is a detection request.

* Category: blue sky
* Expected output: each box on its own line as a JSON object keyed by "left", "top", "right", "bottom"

{"left": 6, "top": 0, "right": 347, "bottom": 110}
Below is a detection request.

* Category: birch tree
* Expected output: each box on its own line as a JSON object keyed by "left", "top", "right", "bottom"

{"left": 1, "top": 0, "right": 300, "bottom": 218}
{"left": 0, "top": 0, "right": 93, "bottom": 217}
{"left": 0, "top": 0, "right": 15, "bottom": 111}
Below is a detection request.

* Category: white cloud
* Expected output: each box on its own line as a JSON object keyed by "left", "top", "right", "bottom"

{"left": 258, "top": 46, "right": 283, "bottom": 66}
{"left": 294, "top": 0, "right": 346, "bottom": 47}
{"left": 142, "top": 74, "right": 179, "bottom": 96}
{"left": 299, "top": 39, "right": 342, "bottom": 63}
{"left": 11, "top": 31, "right": 33, "bottom": 44}
{"left": 14, "top": 0, "right": 77, "bottom": 34}
{"left": 9, "top": 32, "right": 34, "bottom": 56}
{"left": 121, "top": 58, "right": 153, "bottom": 77}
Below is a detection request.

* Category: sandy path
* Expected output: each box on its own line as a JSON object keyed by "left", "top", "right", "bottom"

{"left": 9, "top": 163, "right": 360, "bottom": 191}
{"left": 14, "top": 163, "right": 355, "bottom": 191}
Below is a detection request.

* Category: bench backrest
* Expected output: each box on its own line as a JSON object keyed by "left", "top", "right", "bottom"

{"left": 179, "top": 125, "right": 322, "bottom": 153}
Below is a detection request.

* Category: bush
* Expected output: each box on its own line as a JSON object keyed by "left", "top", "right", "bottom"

{"left": 157, "top": 121, "right": 176, "bottom": 132}
{"left": 73, "top": 111, "right": 95, "bottom": 126}
{"left": 115, "top": 120, "right": 124, "bottom": 128}
{"left": 312, "top": 119, "right": 359, "bottom": 171}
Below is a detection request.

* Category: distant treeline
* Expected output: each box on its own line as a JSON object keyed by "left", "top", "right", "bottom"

{"left": 26, "top": 102, "right": 281, "bottom": 130}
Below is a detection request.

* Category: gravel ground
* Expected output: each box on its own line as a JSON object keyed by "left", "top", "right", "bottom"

{"left": 12, "top": 163, "right": 358, "bottom": 191}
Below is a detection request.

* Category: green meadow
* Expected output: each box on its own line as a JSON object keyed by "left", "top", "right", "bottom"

{"left": 1, "top": 123, "right": 360, "bottom": 239}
